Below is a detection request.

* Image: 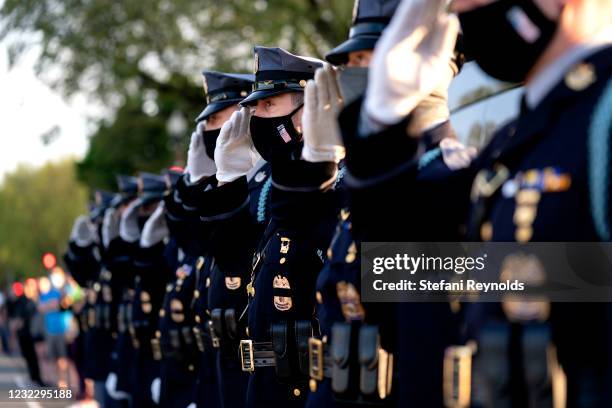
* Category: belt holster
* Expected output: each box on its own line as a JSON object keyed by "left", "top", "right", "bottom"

{"left": 211, "top": 308, "right": 239, "bottom": 347}
{"left": 478, "top": 323, "right": 511, "bottom": 407}
{"left": 271, "top": 322, "right": 291, "bottom": 379}
{"left": 522, "top": 324, "right": 553, "bottom": 407}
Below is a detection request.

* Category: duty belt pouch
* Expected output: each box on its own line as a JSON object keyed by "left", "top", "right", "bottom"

{"left": 271, "top": 322, "right": 291, "bottom": 379}
{"left": 295, "top": 320, "right": 312, "bottom": 377}
{"left": 478, "top": 323, "right": 510, "bottom": 408}
{"left": 181, "top": 326, "right": 194, "bottom": 347}
{"left": 170, "top": 329, "right": 181, "bottom": 351}
{"left": 522, "top": 324, "right": 552, "bottom": 407}
{"left": 331, "top": 322, "right": 351, "bottom": 394}
{"left": 224, "top": 309, "right": 238, "bottom": 340}
{"left": 358, "top": 325, "right": 379, "bottom": 396}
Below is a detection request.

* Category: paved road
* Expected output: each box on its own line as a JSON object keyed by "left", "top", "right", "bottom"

{"left": 0, "top": 354, "right": 94, "bottom": 408}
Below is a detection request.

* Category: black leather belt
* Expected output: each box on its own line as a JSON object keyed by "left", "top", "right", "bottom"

{"left": 239, "top": 340, "right": 276, "bottom": 372}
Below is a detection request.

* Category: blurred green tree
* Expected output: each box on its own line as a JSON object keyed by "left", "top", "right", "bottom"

{"left": 1, "top": 0, "right": 353, "bottom": 189}
{"left": 0, "top": 160, "right": 89, "bottom": 281}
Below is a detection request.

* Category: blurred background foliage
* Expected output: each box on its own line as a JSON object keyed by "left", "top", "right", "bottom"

{"left": 1, "top": 0, "right": 353, "bottom": 190}
{"left": 0, "top": 160, "right": 88, "bottom": 280}
{"left": 0, "top": 0, "right": 352, "bottom": 277}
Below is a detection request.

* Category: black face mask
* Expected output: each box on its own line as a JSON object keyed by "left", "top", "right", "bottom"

{"left": 201, "top": 128, "right": 221, "bottom": 160}
{"left": 249, "top": 104, "right": 303, "bottom": 162}
{"left": 459, "top": 0, "right": 559, "bottom": 83}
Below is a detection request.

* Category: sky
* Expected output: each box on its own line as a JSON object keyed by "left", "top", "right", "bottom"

{"left": 0, "top": 41, "right": 90, "bottom": 182}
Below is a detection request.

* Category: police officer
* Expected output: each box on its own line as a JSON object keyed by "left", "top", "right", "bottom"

{"left": 187, "top": 70, "right": 270, "bottom": 408}
{"left": 105, "top": 172, "right": 166, "bottom": 404}
{"left": 305, "top": 1, "right": 471, "bottom": 406}
{"left": 129, "top": 170, "right": 179, "bottom": 407}
{"left": 84, "top": 175, "right": 138, "bottom": 407}
{"left": 228, "top": 46, "right": 343, "bottom": 408}
{"left": 343, "top": 0, "right": 612, "bottom": 406}
{"left": 64, "top": 190, "right": 114, "bottom": 398}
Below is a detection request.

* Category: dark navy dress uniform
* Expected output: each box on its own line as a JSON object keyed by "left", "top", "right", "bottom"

{"left": 307, "top": 1, "right": 402, "bottom": 406}
{"left": 341, "top": 45, "right": 612, "bottom": 407}
{"left": 192, "top": 160, "right": 272, "bottom": 408}
{"left": 112, "top": 172, "right": 168, "bottom": 398}
{"left": 159, "top": 174, "right": 218, "bottom": 408}
{"left": 88, "top": 176, "right": 139, "bottom": 402}
{"left": 235, "top": 46, "right": 342, "bottom": 408}
{"left": 129, "top": 171, "right": 178, "bottom": 408}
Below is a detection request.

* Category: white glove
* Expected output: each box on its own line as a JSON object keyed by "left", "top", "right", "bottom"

{"left": 215, "top": 107, "right": 261, "bottom": 184}
{"left": 119, "top": 199, "right": 141, "bottom": 243}
{"left": 301, "top": 64, "right": 346, "bottom": 163}
{"left": 186, "top": 403, "right": 196, "bottom": 408}
{"left": 440, "top": 138, "right": 478, "bottom": 170}
{"left": 151, "top": 377, "right": 161, "bottom": 404}
{"left": 364, "top": 0, "right": 459, "bottom": 125}
{"left": 140, "top": 202, "right": 168, "bottom": 248}
{"left": 102, "top": 208, "right": 121, "bottom": 248}
{"left": 105, "top": 372, "right": 129, "bottom": 400}
{"left": 70, "top": 215, "right": 97, "bottom": 247}
{"left": 186, "top": 126, "right": 216, "bottom": 183}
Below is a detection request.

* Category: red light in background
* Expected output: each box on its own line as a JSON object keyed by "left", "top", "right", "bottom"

{"left": 12, "top": 282, "right": 24, "bottom": 297}
{"left": 42, "top": 252, "right": 57, "bottom": 270}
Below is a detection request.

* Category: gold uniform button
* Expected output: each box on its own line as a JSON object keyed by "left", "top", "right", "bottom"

{"left": 565, "top": 63, "right": 596, "bottom": 91}
{"left": 315, "top": 291, "right": 323, "bottom": 304}
{"left": 293, "top": 388, "right": 301, "bottom": 397}
{"left": 309, "top": 379, "right": 317, "bottom": 393}
{"left": 195, "top": 315, "right": 201, "bottom": 323}
{"left": 515, "top": 226, "right": 533, "bottom": 243}
{"left": 159, "top": 309, "right": 166, "bottom": 317}
{"left": 194, "top": 290, "right": 200, "bottom": 299}
{"left": 480, "top": 222, "right": 493, "bottom": 241}
{"left": 155, "top": 330, "right": 161, "bottom": 338}
{"left": 188, "top": 364, "right": 194, "bottom": 371}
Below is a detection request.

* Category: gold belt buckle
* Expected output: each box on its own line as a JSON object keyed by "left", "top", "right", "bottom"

{"left": 208, "top": 320, "right": 220, "bottom": 348}
{"left": 151, "top": 338, "right": 162, "bottom": 361}
{"left": 443, "top": 343, "right": 475, "bottom": 408}
{"left": 308, "top": 337, "right": 324, "bottom": 381}
{"left": 377, "top": 348, "right": 393, "bottom": 400}
{"left": 240, "top": 340, "right": 255, "bottom": 373}
{"left": 280, "top": 237, "right": 291, "bottom": 254}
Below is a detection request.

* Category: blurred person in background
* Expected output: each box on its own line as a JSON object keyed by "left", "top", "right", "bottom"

{"left": 38, "top": 275, "right": 70, "bottom": 388}
{"left": 0, "top": 289, "right": 10, "bottom": 354}
{"left": 8, "top": 281, "right": 45, "bottom": 386}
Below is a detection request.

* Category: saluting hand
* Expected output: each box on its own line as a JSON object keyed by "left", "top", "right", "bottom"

{"left": 215, "top": 107, "right": 261, "bottom": 184}
{"left": 140, "top": 202, "right": 168, "bottom": 248}
{"left": 302, "top": 64, "right": 346, "bottom": 163}
{"left": 364, "top": 0, "right": 459, "bottom": 126}
{"left": 119, "top": 199, "right": 142, "bottom": 243}
{"left": 186, "top": 124, "right": 216, "bottom": 183}
{"left": 70, "top": 215, "right": 97, "bottom": 247}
